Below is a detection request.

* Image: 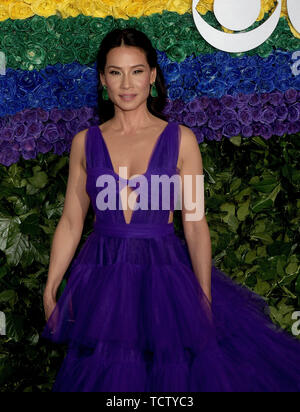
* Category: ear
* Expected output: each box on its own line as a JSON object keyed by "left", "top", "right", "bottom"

{"left": 99, "top": 73, "right": 106, "bottom": 87}
{"left": 151, "top": 67, "right": 157, "bottom": 84}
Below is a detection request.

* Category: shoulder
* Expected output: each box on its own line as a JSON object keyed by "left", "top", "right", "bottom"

{"left": 70, "top": 127, "right": 90, "bottom": 169}
{"left": 178, "top": 124, "right": 198, "bottom": 145}
{"left": 177, "top": 123, "right": 200, "bottom": 157}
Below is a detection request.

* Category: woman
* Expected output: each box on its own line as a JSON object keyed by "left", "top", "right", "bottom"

{"left": 42, "top": 28, "right": 300, "bottom": 392}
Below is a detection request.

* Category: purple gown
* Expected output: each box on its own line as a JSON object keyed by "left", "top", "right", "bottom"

{"left": 41, "top": 121, "right": 300, "bottom": 392}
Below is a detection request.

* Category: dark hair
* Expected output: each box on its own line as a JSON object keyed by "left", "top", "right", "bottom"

{"left": 96, "top": 28, "right": 168, "bottom": 123}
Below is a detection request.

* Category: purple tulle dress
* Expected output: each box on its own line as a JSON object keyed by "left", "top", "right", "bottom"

{"left": 41, "top": 121, "right": 300, "bottom": 392}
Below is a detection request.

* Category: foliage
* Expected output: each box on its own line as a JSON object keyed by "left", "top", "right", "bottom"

{"left": 0, "top": 133, "right": 299, "bottom": 391}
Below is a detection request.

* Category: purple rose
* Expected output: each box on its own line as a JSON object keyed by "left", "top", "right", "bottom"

{"left": 236, "top": 93, "right": 251, "bottom": 108}
{"left": 209, "top": 98, "right": 223, "bottom": 112}
{"left": 1, "top": 127, "right": 14, "bottom": 142}
{"left": 23, "top": 109, "right": 38, "bottom": 124}
{"left": 43, "top": 123, "right": 60, "bottom": 143}
{"left": 261, "top": 108, "right": 277, "bottom": 124}
{"left": 284, "top": 89, "right": 297, "bottom": 104}
{"left": 249, "top": 94, "right": 261, "bottom": 107}
{"left": 13, "top": 123, "right": 28, "bottom": 143}
{"left": 196, "top": 110, "right": 208, "bottom": 126}
{"left": 276, "top": 105, "right": 288, "bottom": 121}
{"left": 272, "top": 120, "right": 287, "bottom": 136}
{"left": 260, "top": 124, "right": 273, "bottom": 140}
{"left": 0, "top": 145, "right": 20, "bottom": 167}
{"left": 201, "top": 126, "right": 215, "bottom": 141}
{"left": 53, "top": 141, "right": 66, "bottom": 156}
{"left": 50, "top": 108, "right": 63, "bottom": 122}
{"left": 198, "top": 96, "right": 210, "bottom": 110}
{"left": 220, "top": 95, "right": 236, "bottom": 109}
{"left": 21, "top": 138, "right": 37, "bottom": 159}
{"left": 36, "top": 108, "right": 50, "bottom": 122}
{"left": 287, "top": 122, "right": 300, "bottom": 134}
{"left": 183, "top": 112, "right": 198, "bottom": 127}
{"left": 238, "top": 109, "right": 253, "bottom": 126}
{"left": 268, "top": 91, "right": 284, "bottom": 107}
{"left": 187, "top": 99, "right": 203, "bottom": 113}
{"left": 27, "top": 121, "right": 43, "bottom": 139}
{"left": 36, "top": 139, "right": 52, "bottom": 154}
{"left": 61, "top": 109, "right": 77, "bottom": 122}
{"left": 288, "top": 104, "right": 300, "bottom": 122}
{"left": 222, "top": 109, "right": 237, "bottom": 122}
{"left": 241, "top": 125, "right": 253, "bottom": 138}
{"left": 223, "top": 121, "right": 241, "bottom": 138}
{"left": 260, "top": 93, "right": 271, "bottom": 105}
{"left": 208, "top": 115, "right": 225, "bottom": 130}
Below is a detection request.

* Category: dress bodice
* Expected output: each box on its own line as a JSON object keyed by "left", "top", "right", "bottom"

{"left": 85, "top": 121, "right": 181, "bottom": 226}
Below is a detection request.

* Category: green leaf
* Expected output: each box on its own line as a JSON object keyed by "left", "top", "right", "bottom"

{"left": 250, "top": 177, "right": 278, "bottom": 193}
{"left": 245, "top": 250, "right": 257, "bottom": 264}
{"left": 285, "top": 262, "right": 299, "bottom": 276}
{"left": 251, "top": 198, "right": 273, "bottom": 213}
{"left": 254, "top": 278, "right": 271, "bottom": 295}
{"left": 229, "top": 135, "right": 241, "bottom": 146}
{"left": 250, "top": 232, "right": 273, "bottom": 244}
{"left": 237, "top": 200, "right": 250, "bottom": 221}
{"left": 5, "top": 313, "right": 25, "bottom": 342}
{"left": 28, "top": 170, "right": 48, "bottom": 189}
{"left": 5, "top": 233, "right": 30, "bottom": 266}
{"left": 0, "top": 290, "right": 17, "bottom": 306}
{"left": 0, "top": 215, "right": 21, "bottom": 252}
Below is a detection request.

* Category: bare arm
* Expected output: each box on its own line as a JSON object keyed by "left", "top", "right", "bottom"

{"left": 179, "top": 125, "right": 212, "bottom": 304}
{"left": 43, "top": 129, "right": 90, "bottom": 313}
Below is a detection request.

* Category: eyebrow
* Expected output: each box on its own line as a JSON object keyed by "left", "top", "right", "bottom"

{"left": 107, "top": 64, "right": 146, "bottom": 69}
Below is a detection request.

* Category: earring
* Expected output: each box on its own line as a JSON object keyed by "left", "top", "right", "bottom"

{"left": 150, "top": 82, "right": 158, "bottom": 98}
{"left": 102, "top": 85, "right": 109, "bottom": 101}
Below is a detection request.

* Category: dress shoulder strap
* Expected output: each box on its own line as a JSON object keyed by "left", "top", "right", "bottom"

{"left": 152, "top": 121, "right": 181, "bottom": 173}
{"left": 85, "top": 125, "right": 108, "bottom": 170}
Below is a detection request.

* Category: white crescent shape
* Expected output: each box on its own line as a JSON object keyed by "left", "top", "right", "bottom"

{"left": 287, "top": 0, "right": 300, "bottom": 33}
{"left": 214, "top": 0, "right": 261, "bottom": 32}
{"left": 192, "top": 0, "right": 282, "bottom": 53}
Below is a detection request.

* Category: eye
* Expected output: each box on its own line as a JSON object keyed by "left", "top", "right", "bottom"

{"left": 109, "top": 70, "right": 120, "bottom": 75}
{"left": 134, "top": 70, "right": 144, "bottom": 74}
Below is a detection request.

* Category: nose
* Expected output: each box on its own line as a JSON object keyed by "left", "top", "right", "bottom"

{"left": 121, "top": 73, "right": 133, "bottom": 89}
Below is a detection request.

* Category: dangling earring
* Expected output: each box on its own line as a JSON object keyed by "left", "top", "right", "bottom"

{"left": 150, "top": 82, "right": 158, "bottom": 98}
{"left": 102, "top": 85, "right": 109, "bottom": 101}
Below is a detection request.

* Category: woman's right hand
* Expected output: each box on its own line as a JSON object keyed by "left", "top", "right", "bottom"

{"left": 43, "top": 290, "right": 57, "bottom": 322}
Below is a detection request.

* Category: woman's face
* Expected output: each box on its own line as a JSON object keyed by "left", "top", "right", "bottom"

{"left": 100, "top": 45, "right": 156, "bottom": 110}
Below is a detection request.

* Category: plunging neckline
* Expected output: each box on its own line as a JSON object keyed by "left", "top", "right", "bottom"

{"left": 96, "top": 122, "right": 170, "bottom": 181}
{"left": 96, "top": 121, "right": 170, "bottom": 225}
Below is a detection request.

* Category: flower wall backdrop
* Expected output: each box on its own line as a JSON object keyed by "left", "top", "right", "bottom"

{"left": 0, "top": 0, "right": 299, "bottom": 392}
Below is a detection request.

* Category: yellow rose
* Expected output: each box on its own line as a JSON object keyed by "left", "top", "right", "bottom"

{"left": 8, "top": 1, "right": 34, "bottom": 20}
{"left": 57, "top": 0, "right": 80, "bottom": 18}
{"left": 75, "top": 0, "right": 96, "bottom": 16}
{"left": 112, "top": 7, "right": 129, "bottom": 20}
{"left": 143, "top": 0, "right": 167, "bottom": 16}
{"left": 166, "top": 0, "right": 191, "bottom": 14}
{"left": 100, "top": 0, "right": 118, "bottom": 6}
{"left": 123, "top": 0, "right": 145, "bottom": 18}
{"left": 93, "top": 2, "right": 113, "bottom": 18}
{"left": 0, "top": 4, "right": 9, "bottom": 22}
{"left": 196, "top": 0, "right": 213, "bottom": 15}
{"left": 31, "top": 0, "right": 58, "bottom": 18}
